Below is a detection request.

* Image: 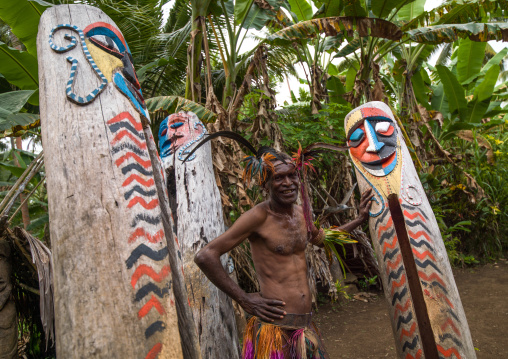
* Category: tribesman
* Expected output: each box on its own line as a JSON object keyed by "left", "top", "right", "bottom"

{"left": 186, "top": 134, "right": 372, "bottom": 358}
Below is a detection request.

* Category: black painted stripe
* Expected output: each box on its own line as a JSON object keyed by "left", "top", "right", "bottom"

{"left": 392, "top": 287, "right": 408, "bottom": 305}
{"left": 410, "top": 238, "right": 434, "bottom": 251}
{"left": 402, "top": 204, "right": 429, "bottom": 220}
{"left": 379, "top": 228, "right": 396, "bottom": 245}
{"left": 414, "top": 259, "right": 442, "bottom": 274}
{"left": 405, "top": 219, "right": 432, "bottom": 234}
{"left": 124, "top": 185, "right": 157, "bottom": 200}
{"left": 419, "top": 280, "right": 449, "bottom": 295}
{"left": 135, "top": 282, "right": 171, "bottom": 302}
{"left": 111, "top": 142, "right": 147, "bottom": 157}
{"left": 387, "top": 266, "right": 405, "bottom": 284}
{"left": 374, "top": 207, "right": 391, "bottom": 228}
{"left": 446, "top": 309, "right": 460, "bottom": 323}
{"left": 383, "top": 247, "right": 400, "bottom": 261}
{"left": 402, "top": 336, "right": 419, "bottom": 351}
{"left": 109, "top": 121, "right": 144, "bottom": 138}
{"left": 131, "top": 213, "right": 161, "bottom": 227}
{"left": 397, "top": 312, "right": 414, "bottom": 330}
{"left": 125, "top": 244, "right": 168, "bottom": 269}
{"left": 121, "top": 163, "right": 153, "bottom": 176}
{"left": 439, "top": 333, "right": 463, "bottom": 348}
{"left": 145, "top": 320, "right": 166, "bottom": 339}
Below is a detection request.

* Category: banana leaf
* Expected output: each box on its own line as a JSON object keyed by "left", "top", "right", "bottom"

{"left": 146, "top": 96, "right": 216, "bottom": 123}
{"left": 0, "top": 0, "right": 52, "bottom": 55}
{"left": 268, "top": 16, "right": 402, "bottom": 44}
{"left": 407, "top": 22, "right": 508, "bottom": 44}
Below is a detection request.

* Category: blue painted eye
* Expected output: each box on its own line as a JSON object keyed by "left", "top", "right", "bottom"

{"left": 350, "top": 128, "right": 365, "bottom": 141}
{"left": 170, "top": 122, "right": 184, "bottom": 129}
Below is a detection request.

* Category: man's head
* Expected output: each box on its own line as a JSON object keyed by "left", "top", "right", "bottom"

{"left": 262, "top": 152, "right": 299, "bottom": 206}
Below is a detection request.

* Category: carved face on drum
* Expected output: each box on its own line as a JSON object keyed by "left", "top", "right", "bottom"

{"left": 158, "top": 112, "right": 206, "bottom": 161}
{"left": 346, "top": 106, "right": 398, "bottom": 177}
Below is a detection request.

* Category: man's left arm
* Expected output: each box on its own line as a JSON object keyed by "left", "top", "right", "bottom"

{"left": 310, "top": 188, "right": 373, "bottom": 247}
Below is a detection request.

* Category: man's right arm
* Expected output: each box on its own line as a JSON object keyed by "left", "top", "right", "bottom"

{"left": 194, "top": 205, "right": 286, "bottom": 322}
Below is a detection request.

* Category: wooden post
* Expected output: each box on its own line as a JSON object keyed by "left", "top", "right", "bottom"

{"left": 159, "top": 112, "right": 241, "bottom": 358}
{"left": 38, "top": 5, "right": 184, "bottom": 357}
{"left": 344, "top": 102, "right": 475, "bottom": 359}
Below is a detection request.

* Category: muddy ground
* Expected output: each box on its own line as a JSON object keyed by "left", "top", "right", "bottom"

{"left": 314, "top": 259, "right": 508, "bottom": 358}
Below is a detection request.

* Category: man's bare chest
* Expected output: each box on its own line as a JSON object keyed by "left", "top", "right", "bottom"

{"left": 255, "top": 214, "right": 308, "bottom": 255}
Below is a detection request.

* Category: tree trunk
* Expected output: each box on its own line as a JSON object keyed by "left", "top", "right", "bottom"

{"left": 38, "top": 5, "right": 183, "bottom": 358}
{"left": 345, "top": 102, "right": 475, "bottom": 359}
{"left": 0, "top": 239, "right": 17, "bottom": 359}
{"left": 160, "top": 112, "right": 241, "bottom": 358}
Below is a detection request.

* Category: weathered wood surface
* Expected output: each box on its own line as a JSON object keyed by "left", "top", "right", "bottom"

{"left": 38, "top": 5, "right": 183, "bottom": 358}
{"left": 345, "top": 102, "right": 475, "bottom": 359}
{"left": 159, "top": 112, "right": 240, "bottom": 358}
{"left": 143, "top": 127, "right": 202, "bottom": 359}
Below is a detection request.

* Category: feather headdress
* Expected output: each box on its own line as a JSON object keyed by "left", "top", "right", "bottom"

{"left": 182, "top": 131, "right": 287, "bottom": 185}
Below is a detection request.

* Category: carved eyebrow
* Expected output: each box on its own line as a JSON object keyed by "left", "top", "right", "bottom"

{"left": 170, "top": 122, "right": 184, "bottom": 129}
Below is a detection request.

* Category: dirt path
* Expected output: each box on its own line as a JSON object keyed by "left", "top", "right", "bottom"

{"left": 314, "top": 259, "right": 508, "bottom": 358}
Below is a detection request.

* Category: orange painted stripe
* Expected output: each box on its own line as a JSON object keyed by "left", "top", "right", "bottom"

{"left": 107, "top": 111, "right": 143, "bottom": 130}
{"left": 138, "top": 295, "right": 166, "bottom": 319}
{"left": 441, "top": 318, "right": 461, "bottom": 337}
{"left": 115, "top": 152, "right": 152, "bottom": 168}
{"left": 418, "top": 272, "right": 446, "bottom": 288}
{"left": 111, "top": 130, "right": 147, "bottom": 148}
{"left": 378, "top": 217, "right": 393, "bottom": 236}
{"left": 400, "top": 322, "right": 417, "bottom": 341}
{"left": 405, "top": 349, "right": 422, "bottom": 359}
{"left": 144, "top": 343, "right": 162, "bottom": 359}
{"left": 131, "top": 265, "right": 170, "bottom": 288}
{"left": 128, "top": 228, "right": 164, "bottom": 244}
{"left": 386, "top": 254, "right": 402, "bottom": 274}
{"left": 393, "top": 298, "right": 412, "bottom": 321}
{"left": 127, "top": 197, "right": 159, "bottom": 209}
{"left": 437, "top": 345, "right": 462, "bottom": 359}
{"left": 391, "top": 274, "right": 407, "bottom": 296}
{"left": 408, "top": 230, "right": 432, "bottom": 242}
{"left": 122, "top": 174, "right": 154, "bottom": 187}
{"left": 412, "top": 248, "right": 436, "bottom": 261}
{"left": 403, "top": 210, "right": 427, "bottom": 222}
{"left": 383, "top": 235, "right": 398, "bottom": 255}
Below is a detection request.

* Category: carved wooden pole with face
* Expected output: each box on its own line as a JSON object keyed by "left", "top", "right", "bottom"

{"left": 345, "top": 102, "right": 475, "bottom": 359}
{"left": 159, "top": 112, "right": 240, "bottom": 358}
{"left": 37, "top": 5, "right": 190, "bottom": 358}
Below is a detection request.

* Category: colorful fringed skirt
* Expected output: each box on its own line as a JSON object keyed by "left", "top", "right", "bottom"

{"left": 242, "top": 313, "right": 329, "bottom": 359}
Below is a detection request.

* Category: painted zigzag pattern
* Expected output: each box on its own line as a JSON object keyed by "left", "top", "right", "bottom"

{"left": 402, "top": 203, "right": 464, "bottom": 359}
{"left": 374, "top": 207, "right": 423, "bottom": 359}
{"left": 107, "top": 111, "right": 169, "bottom": 359}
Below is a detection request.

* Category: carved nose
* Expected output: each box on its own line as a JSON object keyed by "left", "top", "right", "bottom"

{"left": 121, "top": 51, "right": 140, "bottom": 89}
{"left": 364, "top": 120, "right": 385, "bottom": 153}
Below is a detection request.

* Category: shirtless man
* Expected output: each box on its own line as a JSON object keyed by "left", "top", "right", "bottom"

{"left": 195, "top": 154, "right": 372, "bottom": 358}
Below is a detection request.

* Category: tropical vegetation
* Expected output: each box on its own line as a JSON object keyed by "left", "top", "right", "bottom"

{"left": 0, "top": 0, "right": 507, "bottom": 356}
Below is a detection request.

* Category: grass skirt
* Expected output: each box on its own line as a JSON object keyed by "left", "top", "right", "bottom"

{"left": 242, "top": 315, "right": 328, "bottom": 359}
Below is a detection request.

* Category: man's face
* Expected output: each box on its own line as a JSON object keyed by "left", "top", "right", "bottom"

{"left": 346, "top": 107, "right": 398, "bottom": 177}
{"left": 267, "top": 162, "right": 299, "bottom": 206}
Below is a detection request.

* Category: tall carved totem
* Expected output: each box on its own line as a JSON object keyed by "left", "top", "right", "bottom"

{"left": 345, "top": 102, "right": 475, "bottom": 359}
{"left": 38, "top": 5, "right": 183, "bottom": 358}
